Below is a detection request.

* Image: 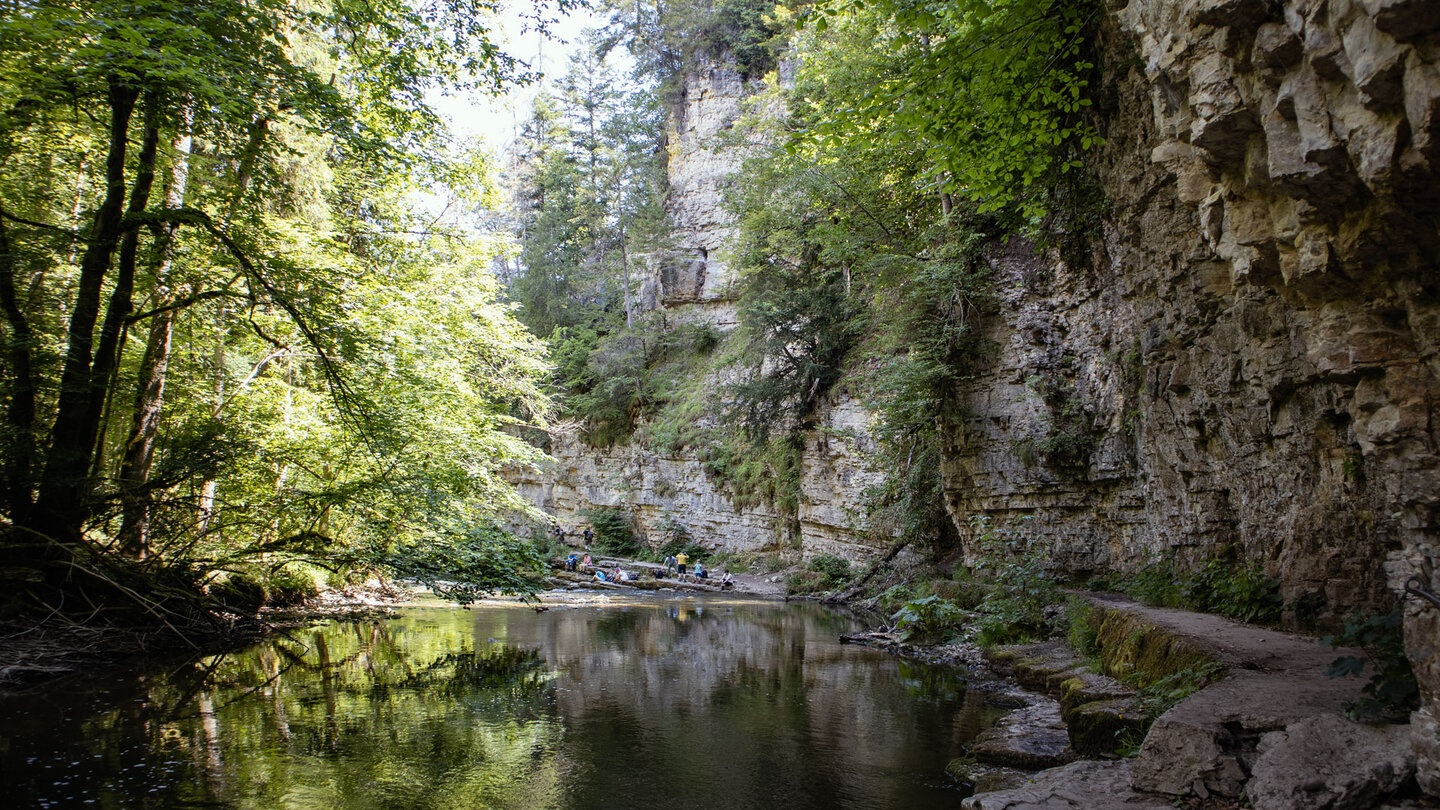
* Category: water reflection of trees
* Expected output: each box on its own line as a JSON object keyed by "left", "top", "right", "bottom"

{"left": 3, "top": 617, "right": 565, "bottom": 809}
{"left": 5, "top": 601, "right": 979, "bottom": 809}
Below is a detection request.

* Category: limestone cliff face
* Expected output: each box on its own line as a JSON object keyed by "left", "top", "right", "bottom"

{"left": 935, "top": 0, "right": 1438, "bottom": 788}
{"left": 656, "top": 63, "right": 746, "bottom": 324}
{"left": 514, "top": 60, "right": 888, "bottom": 564}
{"left": 512, "top": 395, "right": 883, "bottom": 560}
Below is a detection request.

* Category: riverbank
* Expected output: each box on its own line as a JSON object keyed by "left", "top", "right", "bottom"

{"left": 0, "top": 581, "right": 414, "bottom": 693}
{"left": 864, "top": 592, "right": 1437, "bottom": 810}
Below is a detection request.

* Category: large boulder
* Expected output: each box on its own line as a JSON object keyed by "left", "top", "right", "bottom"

{"left": 1246, "top": 714, "right": 1415, "bottom": 810}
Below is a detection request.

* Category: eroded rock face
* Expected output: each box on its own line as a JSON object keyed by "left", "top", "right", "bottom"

{"left": 938, "top": 0, "right": 1439, "bottom": 785}
{"left": 522, "top": 3, "right": 1440, "bottom": 789}
{"left": 510, "top": 394, "right": 888, "bottom": 561}
{"left": 514, "top": 63, "right": 890, "bottom": 565}
{"left": 1247, "top": 714, "right": 1415, "bottom": 810}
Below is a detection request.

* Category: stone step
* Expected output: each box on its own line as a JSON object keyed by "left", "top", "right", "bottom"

{"left": 960, "top": 760, "right": 1172, "bottom": 810}
{"left": 969, "top": 695, "right": 1075, "bottom": 771}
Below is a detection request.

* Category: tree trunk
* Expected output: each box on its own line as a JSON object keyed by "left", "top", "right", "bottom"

{"left": 30, "top": 77, "right": 140, "bottom": 544}
{"left": 0, "top": 213, "right": 35, "bottom": 522}
{"left": 118, "top": 100, "right": 194, "bottom": 559}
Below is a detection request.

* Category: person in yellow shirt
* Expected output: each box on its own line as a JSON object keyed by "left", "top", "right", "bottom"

{"left": 675, "top": 552, "right": 689, "bottom": 580}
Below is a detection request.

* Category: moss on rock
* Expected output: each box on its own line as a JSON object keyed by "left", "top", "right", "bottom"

{"left": 1067, "top": 697, "right": 1147, "bottom": 757}
{"left": 1094, "top": 608, "right": 1218, "bottom": 686}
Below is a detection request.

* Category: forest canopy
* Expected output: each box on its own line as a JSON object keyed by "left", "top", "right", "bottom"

{"left": 0, "top": 0, "right": 567, "bottom": 628}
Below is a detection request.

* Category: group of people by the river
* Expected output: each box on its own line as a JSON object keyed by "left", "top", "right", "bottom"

{"left": 552, "top": 519, "right": 734, "bottom": 589}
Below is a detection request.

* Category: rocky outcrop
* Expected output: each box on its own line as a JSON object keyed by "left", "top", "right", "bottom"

{"left": 513, "top": 392, "right": 887, "bottom": 561}
{"left": 936, "top": 0, "right": 1439, "bottom": 783}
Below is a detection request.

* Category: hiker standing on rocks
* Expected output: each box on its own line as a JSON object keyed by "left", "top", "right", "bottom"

{"left": 582, "top": 527, "right": 594, "bottom": 546}
{"left": 676, "top": 551, "right": 689, "bottom": 581}
{"left": 664, "top": 554, "right": 678, "bottom": 575}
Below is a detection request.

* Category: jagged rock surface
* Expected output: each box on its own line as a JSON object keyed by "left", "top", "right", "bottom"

{"left": 961, "top": 760, "right": 1173, "bottom": 810}
{"left": 936, "top": 0, "right": 1440, "bottom": 785}
{"left": 1247, "top": 714, "right": 1416, "bottom": 810}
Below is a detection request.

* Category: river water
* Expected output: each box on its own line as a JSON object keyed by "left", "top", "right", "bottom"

{"left": 0, "top": 593, "right": 1002, "bottom": 809}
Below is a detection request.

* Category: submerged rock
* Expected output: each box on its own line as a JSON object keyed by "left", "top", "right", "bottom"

{"left": 946, "top": 757, "right": 1030, "bottom": 795}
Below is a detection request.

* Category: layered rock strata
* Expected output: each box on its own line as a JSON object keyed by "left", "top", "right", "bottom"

{"left": 937, "top": 0, "right": 1439, "bottom": 785}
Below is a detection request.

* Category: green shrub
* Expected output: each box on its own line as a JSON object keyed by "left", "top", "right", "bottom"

{"left": 1135, "top": 663, "right": 1224, "bottom": 720}
{"left": 1123, "top": 556, "right": 1184, "bottom": 608}
{"left": 1065, "top": 597, "right": 1099, "bottom": 662}
{"left": 582, "top": 507, "right": 641, "bottom": 557}
{"left": 785, "top": 570, "right": 829, "bottom": 595}
{"left": 210, "top": 572, "right": 267, "bottom": 613}
{"left": 1121, "top": 554, "right": 1282, "bottom": 625}
{"left": 892, "top": 594, "right": 965, "bottom": 644}
{"left": 1185, "top": 560, "right": 1283, "bottom": 624}
{"left": 877, "top": 584, "right": 913, "bottom": 614}
{"left": 970, "top": 515, "right": 1061, "bottom": 646}
{"left": 807, "top": 553, "right": 852, "bottom": 584}
{"left": 1324, "top": 607, "right": 1419, "bottom": 721}
{"left": 266, "top": 566, "right": 320, "bottom": 606}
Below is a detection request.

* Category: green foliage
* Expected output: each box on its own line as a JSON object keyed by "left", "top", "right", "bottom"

{"left": 378, "top": 523, "right": 546, "bottom": 606}
{"left": 1324, "top": 608, "right": 1419, "bottom": 721}
{"left": 1182, "top": 559, "right": 1284, "bottom": 625}
{"left": 969, "top": 515, "right": 1062, "bottom": 646}
{"left": 808, "top": 553, "right": 853, "bottom": 584}
{"left": 209, "top": 572, "right": 268, "bottom": 613}
{"left": 581, "top": 506, "right": 642, "bottom": 557}
{"left": 599, "top": 0, "right": 786, "bottom": 87}
{"left": 1119, "top": 554, "right": 1283, "bottom": 625}
{"left": 794, "top": 0, "right": 1102, "bottom": 221}
{"left": 0, "top": 0, "right": 563, "bottom": 629}
{"left": 1134, "top": 663, "right": 1224, "bottom": 721}
{"left": 265, "top": 566, "right": 321, "bottom": 607}
{"left": 1065, "top": 597, "right": 1100, "bottom": 663}
{"left": 1013, "top": 370, "right": 1094, "bottom": 467}
{"left": 785, "top": 553, "right": 853, "bottom": 595}
{"left": 891, "top": 594, "right": 966, "bottom": 644}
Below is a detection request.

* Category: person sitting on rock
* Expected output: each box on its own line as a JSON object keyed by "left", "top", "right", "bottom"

{"left": 566, "top": 553, "right": 578, "bottom": 572}
{"left": 720, "top": 570, "right": 734, "bottom": 589}
{"left": 581, "top": 553, "right": 592, "bottom": 572}
{"left": 694, "top": 562, "right": 708, "bottom": 580}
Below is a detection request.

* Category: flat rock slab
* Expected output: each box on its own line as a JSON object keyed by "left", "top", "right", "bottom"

{"left": 1248, "top": 714, "right": 1415, "bottom": 810}
{"left": 987, "top": 641, "right": 1088, "bottom": 696}
{"left": 1059, "top": 671, "right": 1137, "bottom": 714}
{"left": 971, "top": 696, "right": 1075, "bottom": 770}
{"left": 1080, "top": 592, "right": 1362, "bottom": 673}
{"left": 1131, "top": 670, "right": 1368, "bottom": 797}
{"left": 961, "top": 760, "right": 1173, "bottom": 810}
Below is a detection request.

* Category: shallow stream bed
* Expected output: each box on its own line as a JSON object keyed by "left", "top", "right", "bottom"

{"left": 0, "top": 592, "right": 1003, "bottom": 808}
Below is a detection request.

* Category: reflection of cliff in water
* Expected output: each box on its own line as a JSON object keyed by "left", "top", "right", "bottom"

{"left": 1, "top": 596, "right": 990, "bottom": 809}
{"left": 469, "top": 597, "right": 986, "bottom": 809}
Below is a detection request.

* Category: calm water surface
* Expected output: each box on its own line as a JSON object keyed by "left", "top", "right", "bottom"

{"left": 0, "top": 593, "right": 1002, "bottom": 809}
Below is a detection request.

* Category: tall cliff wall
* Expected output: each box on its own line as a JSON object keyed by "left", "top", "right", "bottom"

{"left": 936, "top": 0, "right": 1438, "bottom": 788}
{"left": 517, "top": 0, "right": 1440, "bottom": 785}
{"left": 512, "top": 61, "right": 890, "bottom": 564}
